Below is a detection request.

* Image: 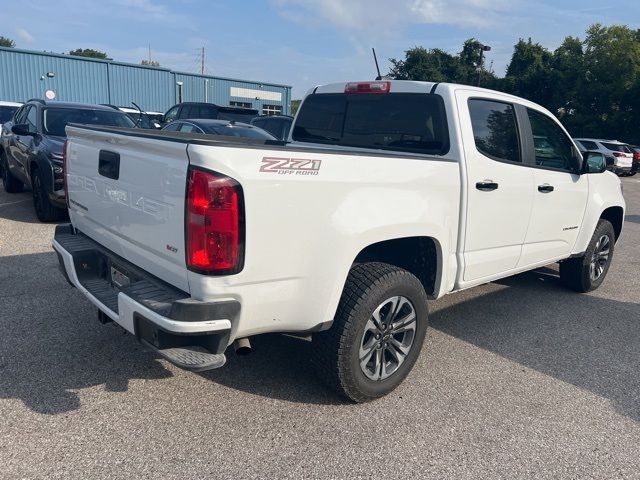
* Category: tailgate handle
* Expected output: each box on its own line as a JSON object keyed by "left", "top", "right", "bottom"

{"left": 98, "top": 150, "right": 120, "bottom": 180}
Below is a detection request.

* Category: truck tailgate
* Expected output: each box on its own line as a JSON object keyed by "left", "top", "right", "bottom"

{"left": 65, "top": 126, "right": 190, "bottom": 292}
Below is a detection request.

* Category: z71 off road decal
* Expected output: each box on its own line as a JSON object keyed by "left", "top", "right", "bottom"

{"left": 259, "top": 157, "right": 322, "bottom": 175}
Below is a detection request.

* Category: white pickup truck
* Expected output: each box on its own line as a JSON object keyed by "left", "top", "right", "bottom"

{"left": 54, "top": 80, "right": 625, "bottom": 402}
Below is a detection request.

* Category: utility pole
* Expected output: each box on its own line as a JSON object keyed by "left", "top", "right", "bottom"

{"left": 148, "top": 44, "right": 151, "bottom": 63}
{"left": 201, "top": 47, "right": 205, "bottom": 75}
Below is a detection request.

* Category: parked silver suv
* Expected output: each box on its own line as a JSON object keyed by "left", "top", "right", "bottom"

{"left": 574, "top": 138, "right": 633, "bottom": 176}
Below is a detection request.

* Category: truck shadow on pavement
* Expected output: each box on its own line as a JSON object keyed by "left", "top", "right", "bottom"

{"left": 0, "top": 251, "right": 174, "bottom": 415}
{"left": 429, "top": 267, "right": 640, "bottom": 423}
{"left": 1, "top": 251, "right": 638, "bottom": 416}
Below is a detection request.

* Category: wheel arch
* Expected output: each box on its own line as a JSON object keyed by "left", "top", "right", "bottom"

{"left": 600, "top": 206, "right": 623, "bottom": 242}
{"left": 353, "top": 235, "right": 443, "bottom": 298}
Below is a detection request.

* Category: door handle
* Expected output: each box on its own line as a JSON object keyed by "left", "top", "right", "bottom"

{"left": 476, "top": 180, "right": 499, "bottom": 191}
{"left": 538, "top": 183, "right": 554, "bottom": 193}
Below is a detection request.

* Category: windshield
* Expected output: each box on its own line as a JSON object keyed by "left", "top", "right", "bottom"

{"left": 43, "top": 107, "right": 135, "bottom": 136}
{"left": 204, "top": 125, "right": 276, "bottom": 140}
{"left": 0, "top": 106, "right": 19, "bottom": 123}
{"left": 292, "top": 93, "right": 449, "bottom": 155}
{"left": 602, "top": 142, "right": 631, "bottom": 153}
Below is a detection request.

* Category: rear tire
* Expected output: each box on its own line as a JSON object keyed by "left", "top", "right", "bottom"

{"left": 31, "top": 168, "right": 66, "bottom": 222}
{"left": 559, "top": 219, "right": 615, "bottom": 292}
{"left": 312, "top": 262, "right": 429, "bottom": 403}
{"left": 1, "top": 150, "right": 24, "bottom": 193}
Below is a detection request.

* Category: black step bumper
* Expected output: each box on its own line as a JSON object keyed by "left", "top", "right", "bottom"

{"left": 53, "top": 224, "right": 239, "bottom": 366}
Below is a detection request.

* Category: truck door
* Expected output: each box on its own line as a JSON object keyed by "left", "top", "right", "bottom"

{"left": 456, "top": 91, "right": 535, "bottom": 282}
{"left": 517, "top": 107, "right": 588, "bottom": 266}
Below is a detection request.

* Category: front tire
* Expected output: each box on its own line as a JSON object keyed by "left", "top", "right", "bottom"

{"left": 312, "top": 262, "right": 429, "bottom": 402}
{"left": 1, "top": 151, "right": 24, "bottom": 193}
{"left": 559, "top": 219, "right": 615, "bottom": 292}
{"left": 31, "top": 168, "right": 66, "bottom": 222}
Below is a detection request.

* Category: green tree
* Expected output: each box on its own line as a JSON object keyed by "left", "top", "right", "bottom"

{"left": 0, "top": 36, "right": 16, "bottom": 48}
{"left": 389, "top": 47, "right": 466, "bottom": 83}
{"left": 389, "top": 41, "right": 497, "bottom": 87}
{"left": 291, "top": 99, "right": 301, "bottom": 115}
{"left": 69, "top": 48, "right": 111, "bottom": 60}
{"left": 503, "top": 38, "right": 554, "bottom": 105}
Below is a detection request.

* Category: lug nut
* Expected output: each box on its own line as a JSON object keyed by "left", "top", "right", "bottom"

{"left": 375, "top": 334, "right": 381, "bottom": 339}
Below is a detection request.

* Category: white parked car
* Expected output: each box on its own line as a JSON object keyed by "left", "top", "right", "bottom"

{"left": 0, "top": 100, "right": 22, "bottom": 135}
{"left": 55, "top": 80, "right": 625, "bottom": 402}
{"left": 573, "top": 138, "right": 633, "bottom": 175}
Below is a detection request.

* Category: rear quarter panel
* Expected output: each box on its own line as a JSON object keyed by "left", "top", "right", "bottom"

{"left": 186, "top": 144, "right": 461, "bottom": 339}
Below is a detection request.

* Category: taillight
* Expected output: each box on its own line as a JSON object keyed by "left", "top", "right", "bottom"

{"left": 634, "top": 152, "right": 640, "bottom": 161}
{"left": 186, "top": 167, "right": 244, "bottom": 275}
{"left": 344, "top": 81, "right": 391, "bottom": 94}
{"left": 62, "top": 140, "right": 69, "bottom": 208}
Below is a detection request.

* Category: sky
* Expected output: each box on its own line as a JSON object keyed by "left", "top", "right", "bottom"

{"left": 1, "top": 0, "right": 639, "bottom": 98}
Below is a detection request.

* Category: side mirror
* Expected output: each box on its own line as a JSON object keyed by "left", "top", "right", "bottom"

{"left": 582, "top": 151, "right": 607, "bottom": 174}
{"left": 12, "top": 124, "right": 34, "bottom": 136}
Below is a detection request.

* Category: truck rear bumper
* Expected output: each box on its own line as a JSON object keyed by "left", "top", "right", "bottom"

{"left": 53, "top": 224, "right": 239, "bottom": 368}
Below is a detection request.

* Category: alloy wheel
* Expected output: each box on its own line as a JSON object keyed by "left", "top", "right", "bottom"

{"left": 589, "top": 234, "right": 610, "bottom": 281}
{"left": 359, "top": 295, "right": 417, "bottom": 381}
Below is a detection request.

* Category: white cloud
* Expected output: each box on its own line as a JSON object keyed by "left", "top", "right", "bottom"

{"left": 15, "top": 28, "right": 35, "bottom": 44}
{"left": 273, "top": 0, "right": 513, "bottom": 35}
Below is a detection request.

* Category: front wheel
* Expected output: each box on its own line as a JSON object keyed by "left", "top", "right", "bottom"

{"left": 312, "top": 262, "right": 429, "bottom": 402}
{"left": 559, "top": 219, "right": 615, "bottom": 292}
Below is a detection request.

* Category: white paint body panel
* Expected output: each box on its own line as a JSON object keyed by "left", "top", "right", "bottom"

{"left": 63, "top": 81, "right": 626, "bottom": 342}
{"left": 66, "top": 126, "right": 190, "bottom": 292}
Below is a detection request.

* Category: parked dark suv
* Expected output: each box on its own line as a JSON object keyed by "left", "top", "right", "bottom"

{"left": 162, "top": 102, "right": 258, "bottom": 125}
{"left": 0, "top": 100, "right": 135, "bottom": 221}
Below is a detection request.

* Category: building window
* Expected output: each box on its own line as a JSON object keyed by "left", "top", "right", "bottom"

{"left": 230, "top": 101, "right": 252, "bottom": 108}
{"left": 262, "top": 104, "right": 282, "bottom": 116}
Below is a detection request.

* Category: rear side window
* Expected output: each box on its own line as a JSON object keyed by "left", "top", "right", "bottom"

{"left": 468, "top": 99, "right": 520, "bottom": 163}
{"left": 601, "top": 142, "right": 631, "bottom": 153}
{"left": 293, "top": 93, "right": 449, "bottom": 155}
{"left": 527, "top": 108, "right": 580, "bottom": 171}
{"left": 577, "top": 140, "right": 598, "bottom": 150}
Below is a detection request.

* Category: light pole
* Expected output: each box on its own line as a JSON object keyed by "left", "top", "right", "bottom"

{"left": 477, "top": 44, "right": 491, "bottom": 87}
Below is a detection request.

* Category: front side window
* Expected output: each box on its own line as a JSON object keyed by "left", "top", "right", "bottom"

{"left": 164, "top": 106, "right": 179, "bottom": 123}
{"left": 163, "top": 122, "right": 181, "bottom": 132}
{"left": 527, "top": 108, "right": 580, "bottom": 172}
{"left": 468, "top": 99, "right": 520, "bottom": 163}
{"left": 293, "top": 93, "right": 449, "bottom": 155}
{"left": 26, "top": 106, "right": 38, "bottom": 133}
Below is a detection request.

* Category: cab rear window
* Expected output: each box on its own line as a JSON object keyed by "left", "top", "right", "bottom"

{"left": 292, "top": 93, "right": 449, "bottom": 155}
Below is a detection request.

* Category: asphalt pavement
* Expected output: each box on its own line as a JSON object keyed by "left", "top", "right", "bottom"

{"left": 1, "top": 177, "right": 639, "bottom": 479}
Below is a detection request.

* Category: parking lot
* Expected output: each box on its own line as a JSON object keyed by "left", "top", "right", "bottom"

{"left": 0, "top": 177, "right": 638, "bottom": 478}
